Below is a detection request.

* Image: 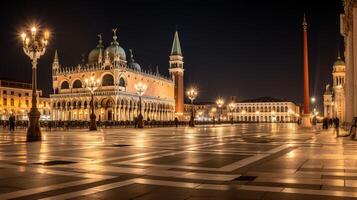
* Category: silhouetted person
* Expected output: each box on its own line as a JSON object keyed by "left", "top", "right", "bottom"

{"left": 9, "top": 114, "right": 15, "bottom": 132}
{"left": 174, "top": 117, "right": 179, "bottom": 128}
{"left": 334, "top": 117, "right": 340, "bottom": 137}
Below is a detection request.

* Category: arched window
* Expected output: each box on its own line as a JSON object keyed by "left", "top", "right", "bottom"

{"left": 61, "top": 81, "right": 69, "bottom": 89}
{"left": 119, "top": 77, "right": 126, "bottom": 87}
{"left": 102, "top": 74, "right": 114, "bottom": 86}
{"left": 72, "top": 80, "right": 82, "bottom": 88}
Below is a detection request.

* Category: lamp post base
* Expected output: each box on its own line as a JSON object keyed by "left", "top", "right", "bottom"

{"left": 301, "top": 114, "right": 312, "bottom": 128}
{"left": 26, "top": 109, "right": 42, "bottom": 142}
{"left": 137, "top": 114, "right": 144, "bottom": 128}
{"left": 189, "top": 115, "right": 195, "bottom": 127}
{"left": 89, "top": 114, "right": 97, "bottom": 131}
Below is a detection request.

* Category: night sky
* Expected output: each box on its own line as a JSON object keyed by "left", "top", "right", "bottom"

{"left": 0, "top": 0, "right": 343, "bottom": 110}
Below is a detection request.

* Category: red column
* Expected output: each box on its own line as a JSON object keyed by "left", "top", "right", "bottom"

{"left": 303, "top": 16, "right": 310, "bottom": 114}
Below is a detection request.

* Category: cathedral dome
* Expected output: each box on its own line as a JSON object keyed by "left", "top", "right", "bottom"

{"left": 88, "top": 48, "right": 100, "bottom": 64}
{"left": 88, "top": 34, "right": 104, "bottom": 64}
{"left": 105, "top": 44, "right": 126, "bottom": 60}
{"left": 105, "top": 29, "right": 126, "bottom": 60}
{"left": 128, "top": 49, "right": 141, "bottom": 71}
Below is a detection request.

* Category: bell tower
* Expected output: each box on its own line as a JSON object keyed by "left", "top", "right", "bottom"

{"left": 52, "top": 50, "right": 60, "bottom": 94}
{"left": 169, "top": 30, "right": 184, "bottom": 117}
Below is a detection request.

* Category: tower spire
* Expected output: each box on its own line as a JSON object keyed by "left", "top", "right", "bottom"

{"left": 169, "top": 30, "right": 184, "bottom": 117}
{"left": 52, "top": 50, "right": 60, "bottom": 71}
{"left": 171, "top": 30, "right": 182, "bottom": 56}
{"left": 111, "top": 28, "right": 119, "bottom": 45}
{"left": 97, "top": 34, "right": 103, "bottom": 64}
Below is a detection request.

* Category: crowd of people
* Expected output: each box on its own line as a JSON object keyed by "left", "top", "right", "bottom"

{"left": 322, "top": 117, "right": 341, "bottom": 136}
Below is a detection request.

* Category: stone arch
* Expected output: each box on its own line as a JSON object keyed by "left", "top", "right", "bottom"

{"left": 72, "top": 79, "right": 83, "bottom": 89}
{"left": 61, "top": 81, "right": 70, "bottom": 89}
{"left": 119, "top": 77, "right": 126, "bottom": 87}
{"left": 101, "top": 73, "right": 114, "bottom": 86}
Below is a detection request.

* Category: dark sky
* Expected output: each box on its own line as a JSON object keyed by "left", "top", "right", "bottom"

{"left": 0, "top": 0, "right": 343, "bottom": 110}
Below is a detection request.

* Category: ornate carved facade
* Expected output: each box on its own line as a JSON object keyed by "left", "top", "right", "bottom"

{"left": 50, "top": 30, "right": 183, "bottom": 122}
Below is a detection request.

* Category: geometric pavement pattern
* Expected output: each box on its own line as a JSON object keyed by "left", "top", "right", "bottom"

{"left": 0, "top": 124, "right": 356, "bottom": 199}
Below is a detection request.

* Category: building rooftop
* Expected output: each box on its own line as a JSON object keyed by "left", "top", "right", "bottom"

{"left": 0, "top": 79, "right": 32, "bottom": 90}
{"left": 239, "top": 97, "right": 290, "bottom": 103}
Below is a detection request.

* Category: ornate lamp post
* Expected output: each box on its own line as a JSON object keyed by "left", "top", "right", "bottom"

{"left": 85, "top": 77, "right": 101, "bottom": 131}
{"left": 134, "top": 82, "right": 147, "bottom": 128}
{"left": 186, "top": 88, "right": 198, "bottom": 127}
{"left": 21, "top": 26, "right": 50, "bottom": 142}
{"left": 228, "top": 102, "right": 236, "bottom": 124}
{"left": 216, "top": 98, "right": 224, "bottom": 124}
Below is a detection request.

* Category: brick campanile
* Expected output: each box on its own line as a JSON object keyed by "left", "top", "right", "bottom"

{"left": 169, "top": 31, "right": 184, "bottom": 117}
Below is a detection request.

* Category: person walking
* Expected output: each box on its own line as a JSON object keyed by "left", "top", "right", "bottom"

{"left": 9, "top": 114, "right": 15, "bottom": 132}
{"left": 174, "top": 117, "right": 179, "bottom": 128}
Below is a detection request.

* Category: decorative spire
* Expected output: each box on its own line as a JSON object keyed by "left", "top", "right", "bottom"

{"left": 129, "top": 49, "right": 135, "bottom": 62}
{"left": 111, "top": 28, "right": 119, "bottom": 45}
{"left": 156, "top": 65, "right": 160, "bottom": 75}
{"left": 337, "top": 50, "right": 341, "bottom": 59}
{"left": 104, "top": 49, "right": 110, "bottom": 64}
{"left": 98, "top": 47, "right": 103, "bottom": 64}
{"left": 97, "top": 34, "right": 104, "bottom": 48}
{"left": 302, "top": 13, "right": 307, "bottom": 31}
{"left": 52, "top": 50, "right": 60, "bottom": 70}
{"left": 171, "top": 30, "right": 182, "bottom": 56}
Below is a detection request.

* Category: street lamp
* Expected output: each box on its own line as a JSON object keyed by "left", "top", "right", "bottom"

{"left": 228, "top": 102, "right": 236, "bottom": 124}
{"left": 134, "top": 82, "right": 147, "bottom": 128}
{"left": 216, "top": 98, "right": 224, "bottom": 124}
{"left": 20, "top": 26, "right": 50, "bottom": 142}
{"left": 186, "top": 88, "right": 198, "bottom": 127}
{"left": 85, "top": 76, "right": 101, "bottom": 131}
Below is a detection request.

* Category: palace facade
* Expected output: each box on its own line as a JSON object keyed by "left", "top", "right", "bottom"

{"left": 232, "top": 97, "right": 300, "bottom": 123}
{"left": 184, "top": 97, "right": 300, "bottom": 123}
{"left": 323, "top": 56, "right": 346, "bottom": 121}
{"left": 0, "top": 80, "right": 51, "bottom": 121}
{"left": 50, "top": 29, "right": 185, "bottom": 121}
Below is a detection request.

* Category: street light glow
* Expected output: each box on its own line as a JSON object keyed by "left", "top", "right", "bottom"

{"left": 31, "top": 26, "right": 37, "bottom": 35}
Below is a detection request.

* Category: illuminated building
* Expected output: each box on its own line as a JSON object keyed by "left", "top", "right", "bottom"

{"left": 0, "top": 80, "right": 50, "bottom": 120}
{"left": 323, "top": 55, "right": 345, "bottom": 121}
{"left": 50, "top": 29, "right": 184, "bottom": 121}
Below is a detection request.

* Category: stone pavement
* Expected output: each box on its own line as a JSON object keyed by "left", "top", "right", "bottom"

{"left": 0, "top": 124, "right": 356, "bottom": 199}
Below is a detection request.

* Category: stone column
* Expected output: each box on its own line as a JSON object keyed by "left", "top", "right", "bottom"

{"left": 346, "top": 28, "right": 354, "bottom": 123}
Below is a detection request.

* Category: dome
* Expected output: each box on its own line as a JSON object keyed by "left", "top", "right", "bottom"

{"left": 105, "top": 44, "right": 126, "bottom": 60}
{"left": 88, "top": 48, "right": 100, "bottom": 64}
{"left": 334, "top": 57, "right": 345, "bottom": 67}
{"left": 128, "top": 49, "right": 141, "bottom": 71}
{"left": 128, "top": 62, "right": 141, "bottom": 71}
{"left": 88, "top": 34, "right": 104, "bottom": 64}
{"left": 105, "top": 29, "right": 126, "bottom": 60}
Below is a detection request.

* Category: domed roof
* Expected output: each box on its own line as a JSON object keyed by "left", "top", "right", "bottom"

{"left": 88, "top": 34, "right": 104, "bottom": 64}
{"left": 105, "top": 29, "right": 126, "bottom": 60}
{"left": 105, "top": 44, "right": 126, "bottom": 60}
{"left": 128, "top": 49, "right": 141, "bottom": 71}
{"left": 334, "top": 56, "right": 345, "bottom": 66}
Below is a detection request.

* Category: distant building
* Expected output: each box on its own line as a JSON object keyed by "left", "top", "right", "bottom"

{"left": 50, "top": 29, "right": 184, "bottom": 121}
{"left": 323, "top": 55, "right": 346, "bottom": 121}
{"left": 184, "top": 102, "right": 227, "bottom": 122}
{"left": 184, "top": 97, "right": 300, "bottom": 123}
{"left": 0, "top": 80, "right": 50, "bottom": 121}
{"left": 232, "top": 97, "right": 300, "bottom": 123}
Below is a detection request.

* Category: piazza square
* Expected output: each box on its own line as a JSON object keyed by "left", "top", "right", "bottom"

{"left": 1, "top": 0, "right": 357, "bottom": 199}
